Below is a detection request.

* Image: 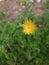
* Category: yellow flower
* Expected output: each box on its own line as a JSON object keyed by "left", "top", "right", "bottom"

{"left": 22, "top": 20, "right": 37, "bottom": 34}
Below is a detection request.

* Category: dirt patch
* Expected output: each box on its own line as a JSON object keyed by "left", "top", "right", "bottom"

{"left": 0, "top": 0, "right": 46, "bottom": 20}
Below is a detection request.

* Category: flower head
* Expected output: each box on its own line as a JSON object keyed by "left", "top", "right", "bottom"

{"left": 22, "top": 20, "right": 37, "bottom": 34}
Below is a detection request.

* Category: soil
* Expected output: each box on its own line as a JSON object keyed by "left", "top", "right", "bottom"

{"left": 0, "top": 0, "right": 46, "bottom": 20}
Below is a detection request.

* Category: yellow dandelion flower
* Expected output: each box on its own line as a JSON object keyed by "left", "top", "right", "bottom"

{"left": 22, "top": 20, "right": 37, "bottom": 34}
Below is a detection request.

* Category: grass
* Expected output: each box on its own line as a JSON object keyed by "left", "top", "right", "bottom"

{"left": 0, "top": 1, "right": 49, "bottom": 65}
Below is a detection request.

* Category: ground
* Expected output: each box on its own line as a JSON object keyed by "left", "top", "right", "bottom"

{"left": 0, "top": 0, "right": 46, "bottom": 20}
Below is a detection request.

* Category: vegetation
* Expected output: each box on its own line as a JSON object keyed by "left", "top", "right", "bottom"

{"left": 19, "top": 0, "right": 30, "bottom": 5}
{"left": 0, "top": 1, "right": 49, "bottom": 65}
{"left": 42, "top": 1, "right": 49, "bottom": 10}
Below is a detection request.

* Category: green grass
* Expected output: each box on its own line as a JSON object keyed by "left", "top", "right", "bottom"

{"left": 19, "top": 0, "right": 30, "bottom": 5}
{"left": 0, "top": 9, "right": 49, "bottom": 65}
{"left": 42, "top": 1, "right": 49, "bottom": 10}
